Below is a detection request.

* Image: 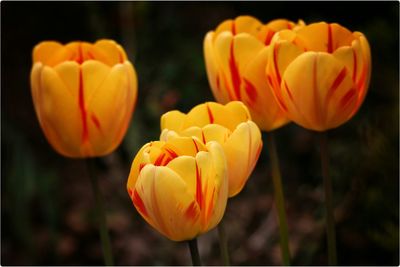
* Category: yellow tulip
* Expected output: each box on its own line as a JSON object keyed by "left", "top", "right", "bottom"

{"left": 266, "top": 22, "right": 371, "bottom": 131}
{"left": 204, "top": 15, "right": 304, "bottom": 131}
{"left": 126, "top": 136, "right": 228, "bottom": 241}
{"left": 30, "top": 39, "right": 138, "bottom": 157}
{"left": 161, "top": 101, "right": 262, "bottom": 197}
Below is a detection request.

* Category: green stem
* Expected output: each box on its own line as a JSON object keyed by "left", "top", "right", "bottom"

{"left": 87, "top": 159, "right": 114, "bottom": 266}
{"left": 188, "top": 238, "right": 202, "bottom": 266}
{"left": 217, "top": 220, "right": 230, "bottom": 266}
{"left": 319, "top": 132, "right": 337, "bottom": 265}
{"left": 266, "top": 132, "right": 291, "bottom": 265}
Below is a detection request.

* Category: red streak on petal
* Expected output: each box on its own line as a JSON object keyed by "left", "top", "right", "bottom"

{"left": 195, "top": 163, "right": 203, "bottom": 210}
{"left": 87, "top": 50, "right": 95, "bottom": 60}
{"left": 243, "top": 78, "right": 258, "bottom": 103}
{"left": 283, "top": 80, "right": 294, "bottom": 102}
{"left": 132, "top": 189, "right": 149, "bottom": 218}
{"left": 163, "top": 148, "right": 178, "bottom": 166}
{"left": 201, "top": 131, "right": 207, "bottom": 144}
{"left": 165, "top": 148, "right": 178, "bottom": 159}
{"left": 264, "top": 30, "right": 275, "bottom": 46}
{"left": 340, "top": 89, "right": 356, "bottom": 108}
{"left": 206, "top": 103, "right": 214, "bottom": 124}
{"left": 118, "top": 51, "right": 124, "bottom": 63}
{"left": 231, "top": 21, "right": 236, "bottom": 35}
{"left": 287, "top": 22, "right": 293, "bottom": 30}
{"left": 128, "top": 188, "right": 133, "bottom": 197}
{"left": 275, "top": 80, "right": 289, "bottom": 112}
{"left": 273, "top": 43, "right": 282, "bottom": 85}
{"left": 206, "top": 188, "right": 216, "bottom": 221}
{"left": 185, "top": 201, "right": 199, "bottom": 221}
{"left": 193, "top": 139, "right": 199, "bottom": 153}
{"left": 216, "top": 74, "right": 221, "bottom": 91}
{"left": 91, "top": 113, "right": 102, "bottom": 132}
{"left": 327, "top": 24, "right": 333, "bottom": 53}
{"left": 154, "top": 153, "right": 166, "bottom": 166}
{"left": 229, "top": 42, "right": 242, "bottom": 100}
{"left": 326, "top": 67, "right": 347, "bottom": 105}
{"left": 78, "top": 70, "right": 89, "bottom": 143}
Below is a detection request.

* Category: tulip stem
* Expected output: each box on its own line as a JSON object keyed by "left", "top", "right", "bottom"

{"left": 266, "top": 132, "right": 291, "bottom": 265}
{"left": 319, "top": 132, "right": 337, "bottom": 265}
{"left": 87, "top": 159, "right": 114, "bottom": 266}
{"left": 188, "top": 238, "right": 202, "bottom": 266}
{"left": 217, "top": 220, "right": 230, "bottom": 266}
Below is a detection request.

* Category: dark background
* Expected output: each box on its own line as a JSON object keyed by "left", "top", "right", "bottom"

{"left": 1, "top": 1, "right": 399, "bottom": 265}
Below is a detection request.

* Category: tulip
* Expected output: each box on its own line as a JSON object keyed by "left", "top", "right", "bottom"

{"left": 127, "top": 136, "right": 228, "bottom": 242}
{"left": 266, "top": 22, "right": 371, "bottom": 131}
{"left": 161, "top": 101, "right": 262, "bottom": 198}
{"left": 30, "top": 39, "right": 138, "bottom": 157}
{"left": 204, "top": 15, "right": 304, "bottom": 131}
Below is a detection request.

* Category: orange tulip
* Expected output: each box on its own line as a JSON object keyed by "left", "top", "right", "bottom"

{"left": 161, "top": 101, "right": 262, "bottom": 197}
{"left": 30, "top": 40, "right": 138, "bottom": 157}
{"left": 204, "top": 16, "right": 304, "bottom": 131}
{"left": 266, "top": 22, "right": 371, "bottom": 131}
{"left": 127, "top": 137, "right": 228, "bottom": 241}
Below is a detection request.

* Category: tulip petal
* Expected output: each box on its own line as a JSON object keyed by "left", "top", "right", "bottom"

{"left": 223, "top": 121, "right": 262, "bottom": 196}
{"left": 84, "top": 62, "right": 137, "bottom": 156}
{"left": 160, "top": 110, "right": 186, "bottom": 132}
{"left": 184, "top": 102, "right": 248, "bottom": 131}
{"left": 282, "top": 52, "right": 357, "bottom": 131}
{"left": 95, "top": 39, "right": 128, "bottom": 65}
{"left": 127, "top": 141, "right": 155, "bottom": 190}
{"left": 39, "top": 66, "right": 82, "bottom": 156}
{"left": 214, "top": 32, "right": 264, "bottom": 101}
{"left": 204, "top": 32, "right": 231, "bottom": 104}
{"left": 33, "top": 41, "right": 64, "bottom": 65}
{"left": 134, "top": 165, "right": 201, "bottom": 241}
{"left": 214, "top": 16, "right": 262, "bottom": 38}
{"left": 197, "top": 141, "right": 228, "bottom": 231}
{"left": 243, "top": 47, "right": 290, "bottom": 131}
{"left": 295, "top": 22, "right": 354, "bottom": 53}
{"left": 266, "top": 39, "right": 304, "bottom": 111}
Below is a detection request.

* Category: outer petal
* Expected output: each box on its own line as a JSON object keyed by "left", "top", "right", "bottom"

{"left": 160, "top": 110, "right": 187, "bottom": 132}
{"left": 214, "top": 32, "right": 264, "bottom": 101}
{"left": 282, "top": 52, "right": 357, "bottom": 131}
{"left": 214, "top": 16, "right": 262, "bottom": 38}
{"left": 223, "top": 121, "right": 262, "bottom": 197}
{"left": 266, "top": 38, "right": 304, "bottom": 112}
{"left": 198, "top": 141, "right": 228, "bottom": 232}
{"left": 133, "top": 165, "right": 201, "bottom": 241}
{"left": 333, "top": 33, "right": 371, "bottom": 113}
{"left": 204, "top": 32, "right": 231, "bottom": 104}
{"left": 84, "top": 61, "right": 137, "bottom": 156}
{"left": 126, "top": 141, "right": 155, "bottom": 191}
{"left": 39, "top": 65, "right": 82, "bottom": 157}
{"left": 243, "top": 47, "right": 290, "bottom": 131}
{"left": 95, "top": 39, "right": 127, "bottom": 64}
{"left": 33, "top": 41, "right": 64, "bottom": 64}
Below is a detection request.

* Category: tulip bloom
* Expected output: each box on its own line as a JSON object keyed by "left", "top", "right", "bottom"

{"left": 204, "top": 16, "right": 304, "bottom": 131}
{"left": 161, "top": 101, "right": 262, "bottom": 197}
{"left": 127, "top": 137, "right": 228, "bottom": 241}
{"left": 30, "top": 40, "right": 137, "bottom": 157}
{"left": 267, "top": 22, "right": 371, "bottom": 131}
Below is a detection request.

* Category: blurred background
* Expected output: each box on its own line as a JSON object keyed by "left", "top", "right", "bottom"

{"left": 1, "top": 1, "right": 398, "bottom": 265}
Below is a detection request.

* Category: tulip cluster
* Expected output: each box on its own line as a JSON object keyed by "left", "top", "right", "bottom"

{"left": 30, "top": 13, "right": 371, "bottom": 265}
{"left": 126, "top": 101, "right": 262, "bottom": 241}
{"left": 204, "top": 16, "right": 371, "bottom": 132}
